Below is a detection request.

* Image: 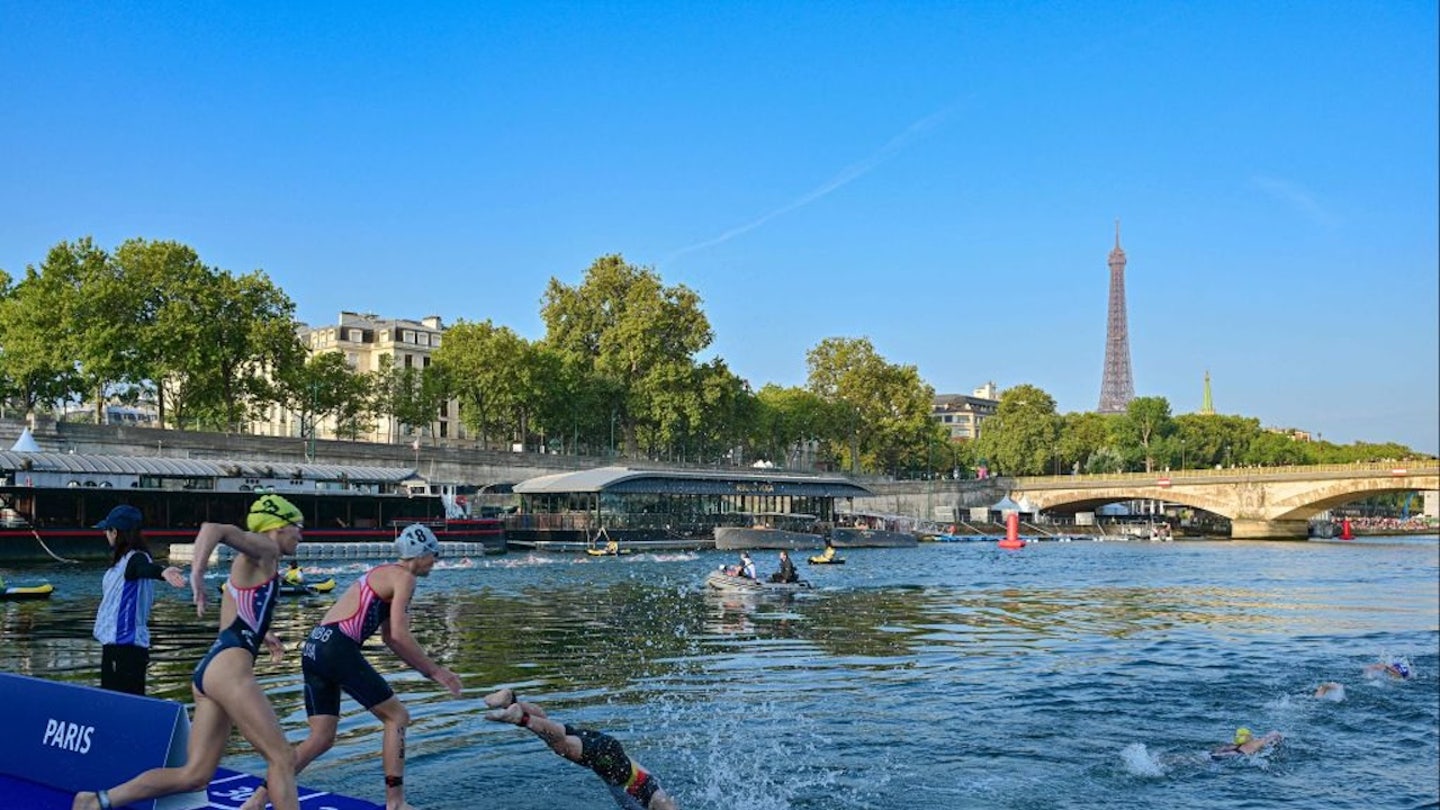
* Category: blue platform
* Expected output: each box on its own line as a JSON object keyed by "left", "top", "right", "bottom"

{"left": 0, "top": 672, "right": 380, "bottom": 810}
{"left": 0, "top": 768, "right": 381, "bottom": 809}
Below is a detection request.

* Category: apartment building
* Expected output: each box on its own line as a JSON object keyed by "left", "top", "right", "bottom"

{"left": 253, "top": 311, "right": 466, "bottom": 444}
{"left": 932, "top": 382, "right": 999, "bottom": 442}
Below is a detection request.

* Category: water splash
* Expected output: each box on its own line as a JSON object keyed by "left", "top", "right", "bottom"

{"left": 1119, "top": 743, "right": 1166, "bottom": 777}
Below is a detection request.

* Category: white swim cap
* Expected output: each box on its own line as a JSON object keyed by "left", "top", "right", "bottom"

{"left": 396, "top": 524, "right": 441, "bottom": 559}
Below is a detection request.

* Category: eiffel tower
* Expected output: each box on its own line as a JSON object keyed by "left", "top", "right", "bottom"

{"left": 1097, "top": 221, "right": 1134, "bottom": 414}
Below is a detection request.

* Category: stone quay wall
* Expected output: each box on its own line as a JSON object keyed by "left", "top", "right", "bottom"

{"left": 3, "top": 417, "right": 1006, "bottom": 522}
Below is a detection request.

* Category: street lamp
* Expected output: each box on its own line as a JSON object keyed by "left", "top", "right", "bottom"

{"left": 926, "top": 437, "right": 934, "bottom": 518}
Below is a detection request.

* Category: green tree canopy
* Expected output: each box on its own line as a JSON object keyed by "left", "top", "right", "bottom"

{"left": 805, "top": 337, "right": 936, "bottom": 474}
{"left": 0, "top": 265, "right": 79, "bottom": 416}
{"left": 973, "top": 384, "right": 1060, "bottom": 475}
{"left": 1119, "top": 396, "right": 1175, "bottom": 473}
{"left": 276, "top": 351, "right": 375, "bottom": 452}
{"left": 541, "top": 255, "right": 714, "bottom": 458}
{"left": 433, "top": 319, "right": 535, "bottom": 449}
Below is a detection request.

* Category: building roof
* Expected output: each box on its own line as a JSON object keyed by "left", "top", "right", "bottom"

{"left": 0, "top": 451, "right": 416, "bottom": 483}
{"left": 933, "top": 393, "right": 998, "bottom": 411}
{"left": 514, "top": 466, "right": 874, "bottom": 498}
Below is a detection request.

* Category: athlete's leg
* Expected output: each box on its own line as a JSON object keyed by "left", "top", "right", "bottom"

{"left": 484, "top": 700, "right": 582, "bottom": 762}
{"left": 239, "top": 713, "right": 340, "bottom": 810}
{"left": 369, "top": 696, "right": 412, "bottom": 810}
{"left": 72, "top": 688, "right": 232, "bottom": 810}
{"left": 202, "top": 649, "right": 299, "bottom": 810}
{"left": 295, "top": 714, "right": 341, "bottom": 773}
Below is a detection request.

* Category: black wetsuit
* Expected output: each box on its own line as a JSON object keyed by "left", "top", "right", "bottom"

{"left": 565, "top": 724, "right": 664, "bottom": 809}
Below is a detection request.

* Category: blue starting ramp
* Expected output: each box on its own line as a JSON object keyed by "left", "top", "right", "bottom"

{"left": 0, "top": 672, "right": 380, "bottom": 810}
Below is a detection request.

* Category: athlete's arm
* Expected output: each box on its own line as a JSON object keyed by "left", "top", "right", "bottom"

{"left": 381, "top": 570, "right": 461, "bottom": 695}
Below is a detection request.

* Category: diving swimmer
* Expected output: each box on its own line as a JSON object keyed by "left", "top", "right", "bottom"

{"left": 483, "top": 688, "right": 678, "bottom": 809}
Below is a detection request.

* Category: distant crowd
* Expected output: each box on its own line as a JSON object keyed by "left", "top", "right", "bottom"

{"left": 1334, "top": 515, "right": 1436, "bottom": 531}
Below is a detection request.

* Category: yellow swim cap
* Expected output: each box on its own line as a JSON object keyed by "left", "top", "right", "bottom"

{"left": 1234, "top": 727, "right": 1253, "bottom": 745}
{"left": 247, "top": 494, "right": 303, "bottom": 533}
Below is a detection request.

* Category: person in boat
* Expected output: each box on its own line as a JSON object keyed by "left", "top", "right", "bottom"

{"left": 240, "top": 524, "right": 462, "bottom": 810}
{"left": 739, "top": 552, "right": 757, "bottom": 579}
{"left": 74, "top": 493, "right": 305, "bottom": 810}
{"left": 769, "top": 550, "right": 798, "bottom": 583}
{"left": 1210, "top": 727, "right": 1282, "bottom": 758}
{"left": 1364, "top": 659, "right": 1412, "bottom": 680}
{"left": 92, "top": 504, "right": 186, "bottom": 695}
{"left": 483, "top": 688, "right": 678, "bottom": 810}
{"left": 816, "top": 538, "right": 837, "bottom": 563}
{"left": 283, "top": 560, "right": 306, "bottom": 586}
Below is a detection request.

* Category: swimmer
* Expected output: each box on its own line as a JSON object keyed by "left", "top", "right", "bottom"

{"left": 1313, "top": 682, "right": 1346, "bottom": 701}
{"left": 483, "top": 688, "right": 678, "bottom": 809}
{"left": 1363, "top": 659, "right": 1412, "bottom": 680}
{"left": 1210, "top": 727, "right": 1282, "bottom": 758}
{"left": 241, "top": 524, "right": 461, "bottom": 810}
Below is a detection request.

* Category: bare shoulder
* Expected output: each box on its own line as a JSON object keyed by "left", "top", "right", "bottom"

{"left": 229, "top": 551, "right": 278, "bottom": 587}
{"left": 373, "top": 562, "right": 418, "bottom": 596}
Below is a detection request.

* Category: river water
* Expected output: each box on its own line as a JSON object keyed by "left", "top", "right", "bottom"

{"left": 3, "top": 536, "right": 1437, "bottom": 810}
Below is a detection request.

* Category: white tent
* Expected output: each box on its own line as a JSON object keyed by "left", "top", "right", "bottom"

{"left": 990, "top": 496, "right": 1030, "bottom": 515}
{"left": 9, "top": 427, "right": 40, "bottom": 453}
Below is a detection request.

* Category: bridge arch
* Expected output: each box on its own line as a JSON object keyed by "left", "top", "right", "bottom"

{"left": 1008, "top": 462, "right": 1439, "bottom": 539}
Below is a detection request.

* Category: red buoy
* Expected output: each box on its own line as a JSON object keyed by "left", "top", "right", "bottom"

{"left": 998, "top": 512, "right": 1024, "bottom": 549}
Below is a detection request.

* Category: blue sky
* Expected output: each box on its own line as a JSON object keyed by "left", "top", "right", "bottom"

{"left": 3, "top": 2, "right": 1436, "bottom": 453}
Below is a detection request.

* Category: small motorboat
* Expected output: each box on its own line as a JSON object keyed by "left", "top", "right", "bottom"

{"left": 704, "top": 569, "right": 811, "bottom": 594}
{"left": 0, "top": 582, "right": 54, "bottom": 600}
{"left": 807, "top": 555, "right": 846, "bottom": 565}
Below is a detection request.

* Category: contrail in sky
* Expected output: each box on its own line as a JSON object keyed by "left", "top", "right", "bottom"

{"left": 666, "top": 104, "right": 959, "bottom": 262}
{"left": 1250, "top": 175, "right": 1339, "bottom": 227}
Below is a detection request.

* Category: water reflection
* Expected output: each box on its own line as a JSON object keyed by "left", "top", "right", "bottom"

{"left": 2, "top": 539, "right": 1436, "bottom": 810}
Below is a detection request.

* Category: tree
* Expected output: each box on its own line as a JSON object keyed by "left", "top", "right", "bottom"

{"left": 29, "top": 238, "right": 137, "bottom": 420}
{"left": 1173, "top": 413, "right": 1262, "bottom": 469}
{"left": 113, "top": 238, "right": 212, "bottom": 428}
{"left": 750, "top": 384, "right": 833, "bottom": 467}
{"left": 432, "top": 319, "right": 533, "bottom": 449}
{"left": 372, "top": 356, "right": 447, "bottom": 444}
{"left": 1119, "top": 396, "right": 1175, "bottom": 473}
{"left": 972, "top": 384, "right": 1060, "bottom": 475}
{"left": 1244, "top": 430, "right": 1312, "bottom": 466}
{"left": 1058, "top": 411, "right": 1120, "bottom": 474}
{"left": 805, "top": 337, "right": 936, "bottom": 474}
{"left": 177, "top": 270, "right": 302, "bottom": 431}
{"left": 276, "top": 352, "right": 375, "bottom": 454}
{"left": 0, "top": 266, "right": 80, "bottom": 418}
{"left": 541, "top": 255, "right": 713, "bottom": 458}
{"left": 679, "top": 358, "right": 753, "bottom": 464}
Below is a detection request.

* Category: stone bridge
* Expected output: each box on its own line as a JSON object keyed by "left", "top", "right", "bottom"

{"left": 1008, "top": 461, "right": 1440, "bottom": 538}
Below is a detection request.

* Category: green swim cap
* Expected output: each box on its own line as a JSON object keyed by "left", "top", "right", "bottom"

{"left": 247, "top": 494, "right": 303, "bottom": 533}
{"left": 1234, "top": 727, "right": 1252, "bottom": 745}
